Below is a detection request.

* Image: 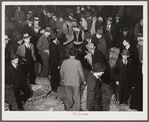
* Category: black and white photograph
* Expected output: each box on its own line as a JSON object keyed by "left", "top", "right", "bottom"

{"left": 2, "top": 1, "right": 148, "bottom": 120}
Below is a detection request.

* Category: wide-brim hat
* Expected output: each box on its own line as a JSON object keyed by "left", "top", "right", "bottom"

{"left": 121, "top": 49, "right": 129, "bottom": 56}
{"left": 86, "top": 11, "right": 91, "bottom": 17}
{"left": 50, "top": 32, "right": 57, "bottom": 40}
{"left": 15, "top": 34, "right": 22, "bottom": 41}
{"left": 45, "top": 27, "right": 53, "bottom": 33}
{"left": 96, "top": 29, "right": 103, "bottom": 35}
{"left": 122, "top": 27, "right": 129, "bottom": 32}
{"left": 34, "top": 17, "right": 40, "bottom": 21}
{"left": 23, "top": 33, "right": 31, "bottom": 39}
{"left": 84, "top": 32, "right": 91, "bottom": 39}
{"left": 86, "top": 43, "right": 96, "bottom": 50}
{"left": 5, "top": 35, "right": 10, "bottom": 41}
{"left": 74, "top": 41, "right": 82, "bottom": 45}
{"left": 10, "top": 53, "right": 19, "bottom": 60}
{"left": 92, "top": 62, "right": 106, "bottom": 72}
{"left": 33, "top": 24, "right": 41, "bottom": 29}
{"left": 107, "top": 17, "right": 112, "bottom": 22}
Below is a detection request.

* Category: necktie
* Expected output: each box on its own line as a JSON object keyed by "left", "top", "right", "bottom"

{"left": 67, "top": 24, "right": 69, "bottom": 34}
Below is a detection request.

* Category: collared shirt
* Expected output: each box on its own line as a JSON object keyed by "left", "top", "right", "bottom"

{"left": 125, "top": 45, "right": 130, "bottom": 50}
{"left": 122, "top": 59, "right": 127, "bottom": 65}
{"left": 12, "top": 63, "right": 17, "bottom": 69}
{"left": 25, "top": 43, "right": 30, "bottom": 49}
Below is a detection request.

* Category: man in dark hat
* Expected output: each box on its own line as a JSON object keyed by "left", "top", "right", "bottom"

{"left": 16, "top": 33, "right": 36, "bottom": 84}
{"left": 86, "top": 11, "right": 92, "bottom": 32}
{"left": 60, "top": 47, "right": 86, "bottom": 111}
{"left": 103, "top": 17, "right": 117, "bottom": 49}
{"left": 87, "top": 62, "right": 106, "bottom": 111}
{"left": 49, "top": 13, "right": 58, "bottom": 30}
{"left": 134, "top": 18, "right": 143, "bottom": 40}
{"left": 22, "top": 16, "right": 33, "bottom": 35}
{"left": 90, "top": 12, "right": 102, "bottom": 35}
{"left": 8, "top": 33, "right": 23, "bottom": 55}
{"left": 6, "top": 53, "right": 31, "bottom": 110}
{"left": 14, "top": 6, "right": 25, "bottom": 32}
{"left": 92, "top": 29, "right": 107, "bottom": 56}
{"left": 56, "top": 13, "right": 65, "bottom": 33}
{"left": 49, "top": 33, "right": 60, "bottom": 93}
{"left": 115, "top": 49, "right": 133, "bottom": 104}
{"left": 37, "top": 27, "right": 53, "bottom": 78}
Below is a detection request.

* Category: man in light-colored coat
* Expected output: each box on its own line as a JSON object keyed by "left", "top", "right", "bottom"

{"left": 60, "top": 48, "right": 86, "bottom": 111}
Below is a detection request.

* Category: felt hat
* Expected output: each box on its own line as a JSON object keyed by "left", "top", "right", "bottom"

{"left": 5, "top": 35, "right": 10, "bottom": 41}
{"left": 84, "top": 32, "right": 91, "bottom": 39}
{"left": 69, "top": 13, "right": 74, "bottom": 17}
{"left": 96, "top": 29, "right": 103, "bottom": 35}
{"left": 122, "top": 27, "right": 129, "bottom": 32}
{"left": 74, "top": 41, "right": 82, "bottom": 45}
{"left": 107, "top": 17, "right": 112, "bottom": 22}
{"left": 45, "top": 27, "right": 53, "bottom": 33}
{"left": 65, "top": 17, "right": 70, "bottom": 21}
{"left": 86, "top": 43, "right": 96, "bottom": 50}
{"left": 34, "top": 17, "right": 40, "bottom": 21}
{"left": 121, "top": 49, "right": 129, "bottom": 56}
{"left": 92, "top": 62, "right": 106, "bottom": 72}
{"left": 10, "top": 53, "right": 18, "bottom": 60}
{"left": 23, "top": 33, "right": 31, "bottom": 39}
{"left": 86, "top": 11, "right": 91, "bottom": 17}
{"left": 58, "top": 13, "right": 64, "bottom": 18}
{"left": 15, "top": 34, "right": 22, "bottom": 41}
{"left": 50, "top": 32, "right": 57, "bottom": 40}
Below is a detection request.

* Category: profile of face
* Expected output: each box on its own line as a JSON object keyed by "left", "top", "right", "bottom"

{"left": 94, "top": 72, "right": 104, "bottom": 78}
{"left": 17, "top": 7, "right": 21, "bottom": 11}
{"left": 122, "top": 40, "right": 129, "bottom": 47}
{"left": 24, "top": 38, "right": 30, "bottom": 44}
{"left": 122, "top": 54, "right": 129, "bottom": 60}
{"left": 107, "top": 20, "right": 112, "bottom": 25}
{"left": 69, "top": 16, "right": 73, "bottom": 20}
{"left": 12, "top": 58, "right": 19, "bottom": 66}
{"left": 59, "top": 17, "right": 63, "bottom": 22}
{"left": 47, "top": 13, "right": 51, "bottom": 18}
{"left": 123, "top": 31, "right": 128, "bottom": 36}
{"left": 96, "top": 34, "right": 102, "bottom": 39}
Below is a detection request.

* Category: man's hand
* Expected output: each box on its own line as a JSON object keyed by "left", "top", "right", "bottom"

{"left": 116, "top": 81, "right": 119, "bottom": 85}
{"left": 44, "top": 49, "right": 49, "bottom": 55}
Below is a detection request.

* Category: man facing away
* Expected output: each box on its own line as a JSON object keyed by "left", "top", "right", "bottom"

{"left": 60, "top": 47, "right": 86, "bottom": 111}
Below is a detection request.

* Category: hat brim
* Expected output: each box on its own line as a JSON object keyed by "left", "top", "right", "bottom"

{"left": 23, "top": 36, "right": 32, "bottom": 39}
{"left": 86, "top": 45, "right": 96, "bottom": 50}
{"left": 74, "top": 41, "right": 82, "bottom": 45}
{"left": 5, "top": 38, "right": 10, "bottom": 41}
{"left": 94, "top": 65, "right": 106, "bottom": 72}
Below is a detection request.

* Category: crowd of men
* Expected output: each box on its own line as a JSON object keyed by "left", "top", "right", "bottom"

{"left": 5, "top": 6, "right": 143, "bottom": 111}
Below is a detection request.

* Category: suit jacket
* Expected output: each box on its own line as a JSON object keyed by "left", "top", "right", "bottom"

{"left": 63, "top": 22, "right": 73, "bottom": 35}
{"left": 14, "top": 11, "right": 24, "bottom": 23}
{"left": 88, "top": 19, "right": 103, "bottom": 32}
{"left": 5, "top": 63, "right": 26, "bottom": 89}
{"left": 49, "top": 42, "right": 60, "bottom": 67}
{"left": 37, "top": 33, "right": 50, "bottom": 58}
{"left": 60, "top": 58, "right": 86, "bottom": 86}
{"left": 103, "top": 23, "right": 117, "bottom": 39}
{"left": 87, "top": 73, "right": 102, "bottom": 111}
{"left": 115, "top": 58, "right": 133, "bottom": 83}
{"left": 134, "top": 22, "right": 143, "bottom": 38}
{"left": 16, "top": 43, "right": 36, "bottom": 61}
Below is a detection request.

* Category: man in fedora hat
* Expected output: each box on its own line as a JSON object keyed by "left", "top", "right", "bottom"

{"left": 86, "top": 43, "right": 110, "bottom": 84}
{"left": 8, "top": 33, "right": 23, "bottom": 55}
{"left": 87, "top": 62, "right": 106, "bottom": 111}
{"left": 103, "top": 16, "right": 117, "bottom": 49}
{"left": 22, "top": 16, "right": 33, "bottom": 35}
{"left": 16, "top": 33, "right": 36, "bottom": 84}
{"left": 60, "top": 47, "right": 86, "bottom": 111}
{"left": 72, "top": 24, "right": 85, "bottom": 47}
{"left": 49, "top": 33, "right": 60, "bottom": 93}
{"left": 33, "top": 17, "right": 40, "bottom": 27}
{"left": 115, "top": 49, "right": 133, "bottom": 104}
{"left": 14, "top": 6, "right": 25, "bottom": 32}
{"left": 6, "top": 53, "right": 31, "bottom": 110}
{"left": 92, "top": 29, "right": 107, "bottom": 56}
{"left": 37, "top": 27, "right": 53, "bottom": 78}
